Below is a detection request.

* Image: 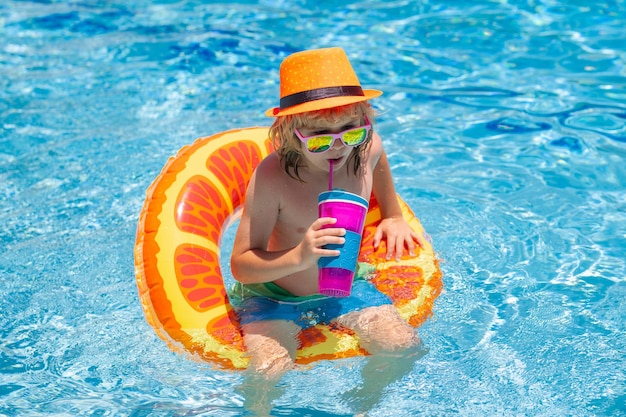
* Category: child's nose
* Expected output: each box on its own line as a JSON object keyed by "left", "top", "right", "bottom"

{"left": 331, "top": 137, "right": 345, "bottom": 149}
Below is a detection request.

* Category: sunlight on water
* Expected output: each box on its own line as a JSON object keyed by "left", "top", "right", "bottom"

{"left": 1, "top": 0, "right": 625, "bottom": 416}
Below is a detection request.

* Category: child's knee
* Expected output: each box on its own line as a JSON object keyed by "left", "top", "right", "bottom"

{"left": 337, "top": 304, "right": 418, "bottom": 352}
{"left": 245, "top": 334, "right": 294, "bottom": 379}
{"left": 382, "top": 318, "right": 417, "bottom": 350}
{"left": 242, "top": 321, "right": 300, "bottom": 380}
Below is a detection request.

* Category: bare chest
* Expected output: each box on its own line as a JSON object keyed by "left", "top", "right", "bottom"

{"left": 269, "top": 172, "right": 371, "bottom": 250}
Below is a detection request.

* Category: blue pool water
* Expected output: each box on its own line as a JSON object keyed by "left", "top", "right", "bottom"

{"left": 1, "top": 0, "right": 625, "bottom": 416}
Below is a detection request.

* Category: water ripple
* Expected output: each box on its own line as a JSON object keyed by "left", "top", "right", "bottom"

{"left": 2, "top": 0, "right": 626, "bottom": 415}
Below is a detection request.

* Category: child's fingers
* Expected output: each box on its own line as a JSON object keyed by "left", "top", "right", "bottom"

{"left": 405, "top": 236, "right": 416, "bottom": 256}
{"left": 386, "top": 235, "right": 419, "bottom": 260}
{"left": 385, "top": 236, "right": 397, "bottom": 260}
{"left": 412, "top": 230, "right": 428, "bottom": 249}
{"left": 315, "top": 227, "right": 345, "bottom": 254}
{"left": 372, "top": 227, "right": 383, "bottom": 249}
{"left": 313, "top": 217, "right": 337, "bottom": 230}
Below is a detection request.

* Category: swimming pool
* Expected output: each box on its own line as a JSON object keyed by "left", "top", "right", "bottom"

{"left": 1, "top": 0, "right": 625, "bottom": 415}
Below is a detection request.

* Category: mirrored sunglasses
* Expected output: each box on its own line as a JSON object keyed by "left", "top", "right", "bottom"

{"left": 294, "top": 118, "right": 372, "bottom": 153}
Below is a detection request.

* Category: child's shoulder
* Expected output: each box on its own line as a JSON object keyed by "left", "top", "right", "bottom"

{"left": 255, "top": 152, "right": 281, "bottom": 175}
{"left": 252, "top": 152, "right": 287, "bottom": 186}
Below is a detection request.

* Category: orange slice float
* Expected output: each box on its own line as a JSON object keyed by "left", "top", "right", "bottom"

{"left": 134, "top": 127, "right": 443, "bottom": 370}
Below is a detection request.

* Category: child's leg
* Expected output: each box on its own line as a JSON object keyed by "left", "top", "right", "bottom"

{"left": 241, "top": 319, "right": 302, "bottom": 380}
{"left": 334, "top": 305, "right": 424, "bottom": 413}
{"left": 334, "top": 304, "right": 418, "bottom": 353}
{"left": 342, "top": 341, "right": 427, "bottom": 414}
{"left": 238, "top": 319, "right": 301, "bottom": 415}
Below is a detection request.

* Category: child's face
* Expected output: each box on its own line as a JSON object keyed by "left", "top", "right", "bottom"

{"left": 296, "top": 114, "right": 364, "bottom": 172}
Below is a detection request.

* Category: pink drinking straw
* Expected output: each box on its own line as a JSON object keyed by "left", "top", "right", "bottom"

{"left": 328, "top": 159, "right": 334, "bottom": 191}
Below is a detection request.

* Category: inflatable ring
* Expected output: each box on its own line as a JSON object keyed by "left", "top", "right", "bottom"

{"left": 134, "top": 127, "right": 443, "bottom": 370}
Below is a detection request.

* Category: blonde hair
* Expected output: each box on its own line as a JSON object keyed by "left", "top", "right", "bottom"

{"left": 269, "top": 102, "right": 376, "bottom": 181}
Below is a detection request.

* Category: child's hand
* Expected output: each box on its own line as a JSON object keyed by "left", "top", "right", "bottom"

{"left": 297, "top": 217, "right": 346, "bottom": 267}
{"left": 373, "top": 217, "right": 426, "bottom": 261}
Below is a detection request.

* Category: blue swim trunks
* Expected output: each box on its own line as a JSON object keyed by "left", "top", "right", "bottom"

{"left": 229, "top": 264, "right": 392, "bottom": 329}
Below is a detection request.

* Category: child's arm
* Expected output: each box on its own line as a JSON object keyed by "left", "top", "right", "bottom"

{"left": 372, "top": 150, "right": 426, "bottom": 260}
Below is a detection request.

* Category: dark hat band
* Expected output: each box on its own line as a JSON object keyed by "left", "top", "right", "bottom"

{"left": 279, "top": 85, "right": 364, "bottom": 109}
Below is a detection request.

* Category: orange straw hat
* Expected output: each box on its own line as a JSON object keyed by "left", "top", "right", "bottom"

{"left": 265, "top": 47, "right": 383, "bottom": 117}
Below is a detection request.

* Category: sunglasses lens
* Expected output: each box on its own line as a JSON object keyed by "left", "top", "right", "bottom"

{"left": 307, "top": 136, "right": 333, "bottom": 153}
{"left": 342, "top": 128, "right": 367, "bottom": 146}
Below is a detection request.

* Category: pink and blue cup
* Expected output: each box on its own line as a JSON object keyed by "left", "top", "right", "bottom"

{"left": 317, "top": 189, "right": 369, "bottom": 297}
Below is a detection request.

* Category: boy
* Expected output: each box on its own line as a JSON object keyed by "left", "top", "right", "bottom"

{"left": 231, "top": 47, "right": 426, "bottom": 380}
